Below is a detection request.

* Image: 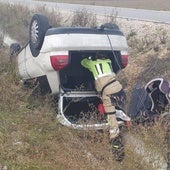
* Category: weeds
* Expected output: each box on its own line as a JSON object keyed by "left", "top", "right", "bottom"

{"left": 127, "top": 26, "right": 170, "bottom": 54}
{"left": 0, "top": 4, "right": 31, "bottom": 44}
{"left": 34, "top": 5, "right": 64, "bottom": 27}
{"left": 0, "top": 31, "right": 5, "bottom": 48}
{"left": 104, "top": 9, "right": 118, "bottom": 24}
{"left": 156, "top": 27, "right": 168, "bottom": 44}
{"left": 71, "top": 8, "right": 97, "bottom": 27}
{"left": 0, "top": 3, "right": 64, "bottom": 44}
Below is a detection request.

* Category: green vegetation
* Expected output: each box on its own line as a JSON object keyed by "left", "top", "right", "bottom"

{"left": 0, "top": 2, "right": 170, "bottom": 170}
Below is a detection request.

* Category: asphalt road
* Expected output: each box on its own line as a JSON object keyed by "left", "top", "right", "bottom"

{"left": 1, "top": 0, "right": 170, "bottom": 24}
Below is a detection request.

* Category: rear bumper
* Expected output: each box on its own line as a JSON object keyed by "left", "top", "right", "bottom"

{"left": 57, "top": 114, "right": 109, "bottom": 130}
{"left": 57, "top": 91, "right": 126, "bottom": 130}
{"left": 57, "top": 91, "right": 109, "bottom": 130}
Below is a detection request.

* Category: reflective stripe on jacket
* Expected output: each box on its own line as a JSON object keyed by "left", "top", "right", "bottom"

{"left": 81, "top": 58, "right": 115, "bottom": 79}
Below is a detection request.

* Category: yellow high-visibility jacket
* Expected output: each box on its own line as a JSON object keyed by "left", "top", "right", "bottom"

{"left": 81, "top": 58, "right": 115, "bottom": 79}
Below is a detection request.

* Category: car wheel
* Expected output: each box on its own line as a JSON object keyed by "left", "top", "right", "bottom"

{"left": 29, "top": 14, "right": 50, "bottom": 57}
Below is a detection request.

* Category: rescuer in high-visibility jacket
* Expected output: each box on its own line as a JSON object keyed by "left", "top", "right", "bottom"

{"left": 81, "top": 54, "right": 123, "bottom": 140}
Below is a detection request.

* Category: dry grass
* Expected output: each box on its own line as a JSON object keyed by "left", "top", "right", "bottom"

{"left": 0, "top": 4, "right": 67, "bottom": 45}
{"left": 71, "top": 8, "right": 97, "bottom": 27}
{"left": 0, "top": 2, "right": 170, "bottom": 170}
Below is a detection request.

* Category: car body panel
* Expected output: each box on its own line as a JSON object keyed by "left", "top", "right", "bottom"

{"left": 17, "top": 27, "right": 128, "bottom": 95}
{"left": 14, "top": 22, "right": 129, "bottom": 130}
{"left": 41, "top": 30, "right": 128, "bottom": 52}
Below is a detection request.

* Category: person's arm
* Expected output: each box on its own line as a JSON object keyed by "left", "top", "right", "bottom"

{"left": 81, "top": 58, "right": 92, "bottom": 69}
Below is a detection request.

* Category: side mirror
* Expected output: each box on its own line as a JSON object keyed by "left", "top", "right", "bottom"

{"left": 10, "top": 43, "right": 21, "bottom": 56}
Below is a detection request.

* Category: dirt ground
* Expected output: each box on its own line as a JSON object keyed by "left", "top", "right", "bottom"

{"left": 39, "top": 0, "right": 170, "bottom": 11}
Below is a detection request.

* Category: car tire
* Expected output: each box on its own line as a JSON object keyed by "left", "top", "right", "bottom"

{"left": 29, "top": 14, "right": 50, "bottom": 57}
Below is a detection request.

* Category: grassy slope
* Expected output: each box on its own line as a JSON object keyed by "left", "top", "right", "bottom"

{"left": 0, "top": 2, "right": 170, "bottom": 170}
{"left": 0, "top": 49, "right": 169, "bottom": 170}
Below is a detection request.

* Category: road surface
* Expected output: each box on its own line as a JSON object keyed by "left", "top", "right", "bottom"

{"left": 0, "top": 0, "right": 170, "bottom": 24}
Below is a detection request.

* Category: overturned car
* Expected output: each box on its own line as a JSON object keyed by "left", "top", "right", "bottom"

{"left": 10, "top": 14, "right": 129, "bottom": 130}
